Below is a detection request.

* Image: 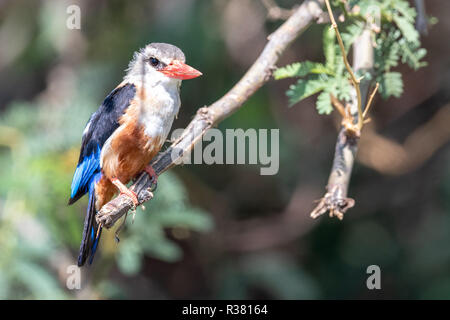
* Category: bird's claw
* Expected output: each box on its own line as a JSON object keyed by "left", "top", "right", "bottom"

{"left": 144, "top": 165, "right": 158, "bottom": 191}
{"left": 111, "top": 177, "right": 139, "bottom": 207}
{"left": 120, "top": 189, "right": 139, "bottom": 207}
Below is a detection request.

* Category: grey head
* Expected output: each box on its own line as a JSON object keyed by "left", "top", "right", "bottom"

{"left": 144, "top": 43, "right": 186, "bottom": 65}
{"left": 125, "top": 42, "right": 201, "bottom": 83}
{"left": 127, "top": 43, "right": 185, "bottom": 75}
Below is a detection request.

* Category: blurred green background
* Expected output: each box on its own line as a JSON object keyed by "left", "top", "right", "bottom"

{"left": 0, "top": 0, "right": 449, "bottom": 299}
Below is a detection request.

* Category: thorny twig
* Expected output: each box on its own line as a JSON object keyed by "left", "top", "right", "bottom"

{"left": 325, "top": 0, "right": 364, "bottom": 135}
{"left": 310, "top": 0, "right": 379, "bottom": 220}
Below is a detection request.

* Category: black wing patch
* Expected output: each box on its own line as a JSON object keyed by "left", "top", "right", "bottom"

{"left": 68, "top": 82, "right": 136, "bottom": 204}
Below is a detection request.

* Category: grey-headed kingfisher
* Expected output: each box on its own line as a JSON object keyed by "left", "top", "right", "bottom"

{"left": 68, "top": 43, "right": 202, "bottom": 266}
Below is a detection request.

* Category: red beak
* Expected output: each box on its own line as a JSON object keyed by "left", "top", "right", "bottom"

{"left": 159, "top": 60, "right": 202, "bottom": 80}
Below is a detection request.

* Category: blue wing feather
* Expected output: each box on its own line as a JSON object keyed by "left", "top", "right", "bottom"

{"left": 70, "top": 144, "right": 101, "bottom": 199}
{"left": 68, "top": 82, "right": 136, "bottom": 205}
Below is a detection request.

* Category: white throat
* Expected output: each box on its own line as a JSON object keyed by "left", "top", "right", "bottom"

{"left": 125, "top": 69, "right": 182, "bottom": 146}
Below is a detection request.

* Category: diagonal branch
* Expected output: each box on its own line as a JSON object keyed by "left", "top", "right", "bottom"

{"left": 96, "top": 0, "right": 325, "bottom": 229}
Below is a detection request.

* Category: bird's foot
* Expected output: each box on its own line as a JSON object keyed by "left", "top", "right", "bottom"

{"left": 111, "top": 178, "right": 139, "bottom": 207}
{"left": 144, "top": 165, "right": 158, "bottom": 191}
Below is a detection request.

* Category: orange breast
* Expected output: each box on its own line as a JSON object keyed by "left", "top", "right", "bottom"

{"left": 98, "top": 98, "right": 164, "bottom": 207}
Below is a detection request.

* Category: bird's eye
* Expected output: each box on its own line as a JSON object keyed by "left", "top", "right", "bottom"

{"left": 149, "top": 57, "right": 160, "bottom": 67}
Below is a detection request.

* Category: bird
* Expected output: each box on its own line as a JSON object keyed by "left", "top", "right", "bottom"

{"left": 68, "top": 43, "right": 202, "bottom": 267}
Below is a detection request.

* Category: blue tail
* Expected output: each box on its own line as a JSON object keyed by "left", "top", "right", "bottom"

{"left": 77, "top": 173, "right": 102, "bottom": 267}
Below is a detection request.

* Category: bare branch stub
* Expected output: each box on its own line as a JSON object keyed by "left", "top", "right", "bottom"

{"left": 311, "top": 130, "right": 357, "bottom": 220}
{"left": 96, "top": 0, "right": 325, "bottom": 229}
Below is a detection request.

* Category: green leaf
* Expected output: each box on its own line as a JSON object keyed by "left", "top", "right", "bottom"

{"left": 323, "top": 27, "right": 336, "bottom": 70}
{"left": 336, "top": 77, "right": 353, "bottom": 102}
{"left": 356, "top": 0, "right": 381, "bottom": 17}
{"left": 286, "top": 78, "right": 328, "bottom": 106}
{"left": 394, "top": 0, "right": 417, "bottom": 22}
{"left": 393, "top": 14, "right": 419, "bottom": 43}
{"left": 398, "top": 39, "right": 427, "bottom": 70}
{"left": 378, "top": 72, "right": 403, "bottom": 99}
{"left": 274, "top": 61, "right": 332, "bottom": 80}
{"left": 316, "top": 91, "right": 333, "bottom": 115}
{"left": 380, "top": 41, "right": 400, "bottom": 70}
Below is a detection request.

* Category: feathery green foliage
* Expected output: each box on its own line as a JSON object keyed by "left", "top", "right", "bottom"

{"left": 275, "top": 0, "right": 428, "bottom": 114}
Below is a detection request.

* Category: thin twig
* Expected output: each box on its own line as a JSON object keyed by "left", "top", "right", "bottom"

{"left": 330, "top": 94, "right": 346, "bottom": 118}
{"left": 363, "top": 82, "right": 379, "bottom": 119}
{"left": 96, "top": 0, "right": 325, "bottom": 229}
{"left": 324, "top": 0, "right": 363, "bottom": 132}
